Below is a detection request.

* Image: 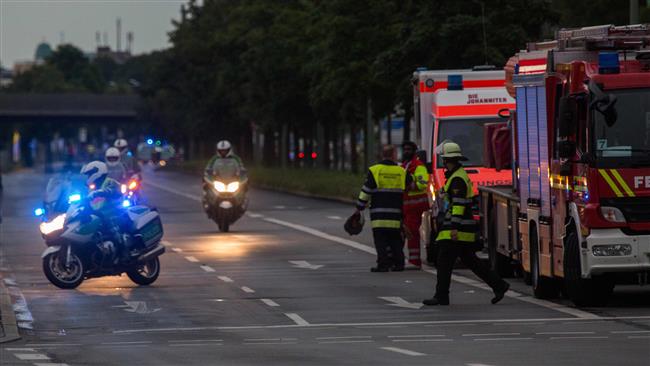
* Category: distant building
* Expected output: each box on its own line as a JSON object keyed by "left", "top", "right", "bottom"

{"left": 94, "top": 46, "right": 132, "bottom": 65}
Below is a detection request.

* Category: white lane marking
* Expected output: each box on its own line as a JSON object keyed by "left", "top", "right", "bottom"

{"left": 113, "top": 301, "right": 161, "bottom": 314}
{"left": 273, "top": 205, "right": 286, "bottom": 209}
{"left": 169, "top": 339, "right": 223, "bottom": 343}
{"left": 217, "top": 276, "right": 233, "bottom": 282}
{"left": 101, "top": 341, "right": 152, "bottom": 345}
{"left": 536, "top": 331, "right": 595, "bottom": 335}
{"left": 244, "top": 338, "right": 297, "bottom": 342}
{"left": 380, "top": 346, "right": 426, "bottom": 356}
{"left": 319, "top": 340, "right": 374, "bottom": 344}
{"left": 201, "top": 265, "right": 216, "bottom": 273}
{"left": 467, "top": 364, "right": 496, "bottom": 366}
{"left": 241, "top": 286, "right": 255, "bottom": 293}
{"left": 25, "top": 344, "right": 80, "bottom": 347}
{"left": 316, "top": 336, "right": 371, "bottom": 340}
{"left": 393, "top": 339, "right": 453, "bottom": 342}
{"left": 611, "top": 330, "right": 650, "bottom": 334}
{"left": 260, "top": 299, "right": 280, "bottom": 307}
{"left": 113, "top": 316, "right": 650, "bottom": 334}
{"left": 185, "top": 256, "right": 199, "bottom": 262}
{"left": 388, "top": 334, "right": 445, "bottom": 338}
{"left": 284, "top": 313, "right": 310, "bottom": 326}
{"left": 289, "top": 260, "right": 323, "bottom": 270}
{"left": 169, "top": 343, "right": 223, "bottom": 347}
{"left": 152, "top": 175, "right": 598, "bottom": 320}
{"left": 15, "top": 354, "right": 50, "bottom": 360}
{"left": 463, "top": 332, "right": 521, "bottom": 337}
{"left": 143, "top": 180, "right": 202, "bottom": 201}
{"left": 247, "top": 213, "right": 264, "bottom": 218}
{"left": 263, "top": 217, "right": 375, "bottom": 254}
{"left": 3, "top": 278, "right": 17, "bottom": 286}
{"left": 171, "top": 248, "right": 183, "bottom": 253}
{"left": 243, "top": 342, "right": 297, "bottom": 345}
{"left": 34, "top": 364, "right": 70, "bottom": 366}
{"left": 549, "top": 336, "right": 609, "bottom": 340}
{"left": 379, "top": 296, "right": 424, "bottom": 310}
{"left": 326, "top": 216, "right": 343, "bottom": 220}
{"left": 474, "top": 337, "right": 533, "bottom": 341}
{"left": 4, "top": 348, "right": 36, "bottom": 351}
{"left": 628, "top": 335, "right": 650, "bottom": 339}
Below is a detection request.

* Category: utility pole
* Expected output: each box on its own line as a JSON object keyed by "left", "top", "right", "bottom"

{"left": 630, "top": 0, "right": 640, "bottom": 24}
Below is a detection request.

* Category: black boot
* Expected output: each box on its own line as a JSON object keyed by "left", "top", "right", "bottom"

{"left": 422, "top": 297, "right": 449, "bottom": 306}
{"left": 491, "top": 282, "right": 510, "bottom": 304}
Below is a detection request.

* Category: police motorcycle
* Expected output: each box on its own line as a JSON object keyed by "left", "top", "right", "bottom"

{"left": 202, "top": 159, "right": 248, "bottom": 232}
{"left": 36, "top": 192, "right": 165, "bottom": 289}
{"left": 120, "top": 174, "right": 143, "bottom": 206}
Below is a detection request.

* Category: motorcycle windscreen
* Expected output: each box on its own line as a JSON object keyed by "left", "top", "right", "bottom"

{"left": 210, "top": 159, "right": 241, "bottom": 179}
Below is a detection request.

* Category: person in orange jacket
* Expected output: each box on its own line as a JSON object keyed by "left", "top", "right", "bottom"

{"left": 401, "top": 141, "right": 430, "bottom": 268}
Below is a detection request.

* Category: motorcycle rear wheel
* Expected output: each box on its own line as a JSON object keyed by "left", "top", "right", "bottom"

{"left": 43, "top": 251, "right": 84, "bottom": 289}
{"left": 127, "top": 257, "right": 160, "bottom": 286}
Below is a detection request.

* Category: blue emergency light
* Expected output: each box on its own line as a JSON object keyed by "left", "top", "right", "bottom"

{"left": 68, "top": 194, "right": 81, "bottom": 203}
{"left": 447, "top": 74, "right": 463, "bottom": 90}
{"left": 122, "top": 199, "right": 131, "bottom": 208}
{"left": 146, "top": 138, "right": 154, "bottom": 145}
{"left": 598, "top": 52, "right": 620, "bottom": 74}
{"left": 34, "top": 208, "right": 45, "bottom": 217}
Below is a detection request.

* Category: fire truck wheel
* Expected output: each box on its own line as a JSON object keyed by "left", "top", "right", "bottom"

{"left": 563, "top": 230, "right": 614, "bottom": 307}
{"left": 488, "top": 214, "right": 514, "bottom": 278}
{"left": 530, "top": 225, "right": 559, "bottom": 299}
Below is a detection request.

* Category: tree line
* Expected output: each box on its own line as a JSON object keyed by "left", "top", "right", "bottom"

{"left": 3, "top": 0, "right": 631, "bottom": 171}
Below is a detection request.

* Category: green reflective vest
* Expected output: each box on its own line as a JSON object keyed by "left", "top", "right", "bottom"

{"left": 436, "top": 167, "right": 477, "bottom": 243}
{"left": 357, "top": 163, "right": 407, "bottom": 229}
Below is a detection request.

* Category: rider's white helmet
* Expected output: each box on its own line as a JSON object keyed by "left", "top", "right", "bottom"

{"left": 80, "top": 161, "right": 108, "bottom": 186}
{"left": 105, "top": 147, "right": 121, "bottom": 167}
{"left": 114, "top": 138, "right": 128, "bottom": 153}
{"left": 216, "top": 140, "right": 232, "bottom": 156}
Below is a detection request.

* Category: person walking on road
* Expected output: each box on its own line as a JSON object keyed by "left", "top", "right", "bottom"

{"left": 423, "top": 141, "right": 509, "bottom": 305}
{"left": 356, "top": 145, "right": 413, "bottom": 272}
{"left": 401, "top": 141, "right": 430, "bottom": 268}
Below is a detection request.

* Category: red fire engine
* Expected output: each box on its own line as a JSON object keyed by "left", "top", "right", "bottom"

{"left": 480, "top": 25, "right": 650, "bottom": 306}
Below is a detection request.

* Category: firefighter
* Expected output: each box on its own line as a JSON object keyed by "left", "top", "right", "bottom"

{"left": 401, "top": 141, "right": 430, "bottom": 267}
{"left": 356, "top": 145, "right": 413, "bottom": 272}
{"left": 423, "top": 141, "right": 509, "bottom": 305}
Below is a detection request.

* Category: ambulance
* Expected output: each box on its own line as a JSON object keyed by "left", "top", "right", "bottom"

{"left": 412, "top": 66, "right": 516, "bottom": 194}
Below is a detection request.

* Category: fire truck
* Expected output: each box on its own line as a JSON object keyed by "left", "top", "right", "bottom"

{"left": 412, "top": 67, "right": 515, "bottom": 263}
{"left": 480, "top": 24, "right": 650, "bottom": 306}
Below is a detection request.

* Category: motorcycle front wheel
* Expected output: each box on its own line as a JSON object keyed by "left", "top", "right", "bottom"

{"left": 127, "top": 257, "right": 160, "bottom": 286}
{"left": 43, "top": 250, "right": 84, "bottom": 289}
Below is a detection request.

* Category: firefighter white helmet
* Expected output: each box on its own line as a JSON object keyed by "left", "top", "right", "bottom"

{"left": 105, "top": 147, "right": 121, "bottom": 167}
{"left": 80, "top": 161, "right": 108, "bottom": 186}
{"left": 216, "top": 140, "right": 232, "bottom": 157}
{"left": 435, "top": 141, "right": 468, "bottom": 161}
{"left": 114, "top": 138, "right": 128, "bottom": 152}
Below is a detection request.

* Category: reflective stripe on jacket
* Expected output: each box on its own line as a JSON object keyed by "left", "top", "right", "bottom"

{"left": 402, "top": 158, "right": 430, "bottom": 208}
{"left": 435, "top": 166, "right": 477, "bottom": 243}
{"left": 357, "top": 160, "right": 409, "bottom": 229}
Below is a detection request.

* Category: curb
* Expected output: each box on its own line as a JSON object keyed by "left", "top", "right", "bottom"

{"left": 0, "top": 274, "right": 20, "bottom": 343}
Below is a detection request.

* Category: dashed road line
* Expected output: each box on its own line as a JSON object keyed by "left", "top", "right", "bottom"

{"left": 260, "top": 299, "right": 280, "bottom": 307}
{"left": 284, "top": 313, "right": 310, "bottom": 326}
{"left": 388, "top": 334, "right": 445, "bottom": 338}
{"left": 316, "top": 336, "right": 371, "bottom": 340}
{"left": 171, "top": 247, "right": 183, "bottom": 253}
{"left": 201, "top": 265, "right": 216, "bottom": 273}
{"left": 217, "top": 276, "right": 233, "bottom": 282}
{"left": 536, "top": 331, "right": 595, "bottom": 335}
{"left": 101, "top": 341, "right": 152, "bottom": 345}
{"left": 628, "top": 335, "right": 650, "bottom": 339}
{"left": 380, "top": 346, "right": 426, "bottom": 356}
{"left": 474, "top": 337, "right": 533, "bottom": 341}
{"left": 319, "top": 340, "right": 374, "bottom": 344}
{"left": 326, "top": 216, "right": 343, "bottom": 220}
{"left": 35, "top": 363, "right": 70, "bottom": 366}
{"left": 185, "top": 256, "right": 199, "bottom": 262}
{"left": 611, "top": 330, "right": 650, "bottom": 334}
{"left": 169, "top": 343, "right": 223, "bottom": 347}
{"left": 393, "top": 338, "right": 452, "bottom": 342}
{"left": 463, "top": 332, "right": 520, "bottom": 337}
{"left": 241, "top": 286, "right": 255, "bottom": 293}
{"left": 169, "top": 339, "right": 223, "bottom": 343}
{"left": 15, "top": 353, "right": 50, "bottom": 360}
{"left": 549, "top": 336, "right": 609, "bottom": 340}
{"left": 4, "top": 348, "right": 36, "bottom": 351}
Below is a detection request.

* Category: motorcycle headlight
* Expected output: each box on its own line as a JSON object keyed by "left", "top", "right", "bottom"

{"left": 214, "top": 181, "right": 227, "bottom": 192}
{"left": 40, "top": 214, "right": 66, "bottom": 235}
{"left": 121, "top": 184, "right": 127, "bottom": 194}
{"left": 226, "top": 181, "right": 240, "bottom": 193}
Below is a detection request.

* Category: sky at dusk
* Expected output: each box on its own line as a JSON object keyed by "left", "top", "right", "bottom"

{"left": 1, "top": 0, "right": 190, "bottom": 67}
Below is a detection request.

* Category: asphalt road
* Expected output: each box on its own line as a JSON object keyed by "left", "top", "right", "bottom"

{"left": 1, "top": 167, "right": 650, "bottom": 366}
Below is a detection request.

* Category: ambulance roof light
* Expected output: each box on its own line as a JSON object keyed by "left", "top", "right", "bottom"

{"left": 447, "top": 75, "right": 463, "bottom": 90}
{"left": 598, "top": 52, "right": 620, "bottom": 74}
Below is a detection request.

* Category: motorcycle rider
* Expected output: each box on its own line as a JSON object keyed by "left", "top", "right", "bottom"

{"left": 205, "top": 140, "right": 244, "bottom": 173}
{"left": 105, "top": 147, "right": 127, "bottom": 182}
{"left": 80, "top": 161, "right": 131, "bottom": 262}
{"left": 114, "top": 139, "right": 141, "bottom": 178}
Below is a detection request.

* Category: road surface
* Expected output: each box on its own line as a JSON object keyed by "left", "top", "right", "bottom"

{"left": 1, "top": 167, "right": 649, "bottom": 365}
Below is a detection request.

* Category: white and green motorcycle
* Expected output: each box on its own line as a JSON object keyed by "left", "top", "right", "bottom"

{"left": 37, "top": 197, "right": 165, "bottom": 289}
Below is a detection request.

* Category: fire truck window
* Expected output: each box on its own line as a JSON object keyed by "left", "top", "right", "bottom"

{"left": 436, "top": 118, "right": 506, "bottom": 167}
{"left": 593, "top": 88, "right": 650, "bottom": 161}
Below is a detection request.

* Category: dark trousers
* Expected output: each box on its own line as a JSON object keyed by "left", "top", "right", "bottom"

{"left": 434, "top": 240, "right": 507, "bottom": 300}
{"left": 372, "top": 228, "right": 404, "bottom": 269}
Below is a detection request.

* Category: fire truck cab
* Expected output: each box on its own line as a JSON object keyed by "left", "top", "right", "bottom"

{"left": 481, "top": 24, "right": 650, "bottom": 306}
